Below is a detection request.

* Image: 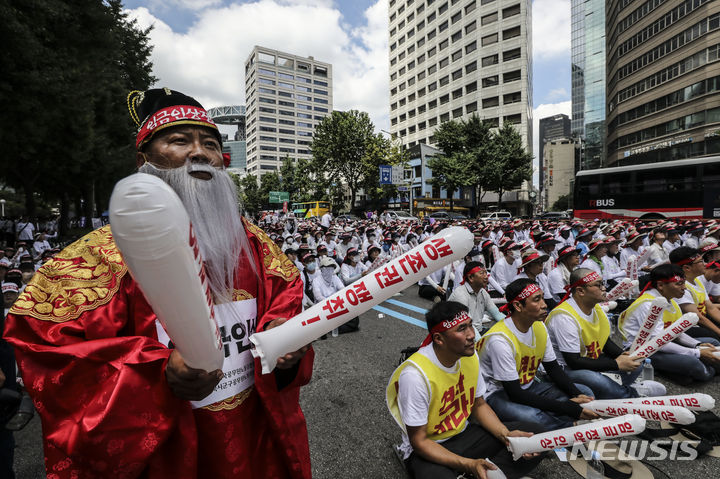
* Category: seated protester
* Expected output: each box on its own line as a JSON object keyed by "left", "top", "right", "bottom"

{"left": 285, "top": 248, "right": 302, "bottom": 273}
{"left": 574, "top": 228, "right": 593, "bottom": 258}
{"left": 669, "top": 247, "right": 720, "bottom": 342}
{"left": 364, "top": 245, "right": 382, "bottom": 269}
{"left": 546, "top": 269, "right": 665, "bottom": 399}
{"left": 490, "top": 241, "right": 522, "bottom": 295}
{"left": 579, "top": 239, "right": 607, "bottom": 278}
{"left": 313, "top": 256, "right": 358, "bottom": 333}
{"left": 620, "top": 232, "right": 650, "bottom": 275}
{"left": 300, "top": 253, "right": 318, "bottom": 309}
{"left": 601, "top": 237, "right": 627, "bottom": 289}
{"left": 646, "top": 229, "right": 670, "bottom": 267}
{"left": 517, "top": 249, "right": 554, "bottom": 310}
{"left": 418, "top": 266, "right": 446, "bottom": 303}
{"left": 448, "top": 262, "right": 504, "bottom": 339}
{"left": 534, "top": 233, "right": 560, "bottom": 277}
{"left": 663, "top": 228, "right": 682, "bottom": 255}
{"left": 700, "top": 260, "right": 720, "bottom": 308}
{"left": 3, "top": 283, "right": 20, "bottom": 318}
{"left": 619, "top": 264, "right": 720, "bottom": 384}
{"left": 547, "top": 246, "right": 580, "bottom": 303}
{"left": 478, "top": 279, "right": 598, "bottom": 431}
{"left": 387, "top": 301, "right": 544, "bottom": 479}
{"left": 699, "top": 242, "right": 720, "bottom": 304}
{"left": 339, "top": 247, "right": 369, "bottom": 285}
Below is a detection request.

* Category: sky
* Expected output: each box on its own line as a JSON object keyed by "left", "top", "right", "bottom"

{"left": 123, "top": 0, "right": 572, "bottom": 177}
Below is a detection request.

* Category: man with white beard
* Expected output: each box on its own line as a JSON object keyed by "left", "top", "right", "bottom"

{"left": 4, "top": 89, "right": 313, "bottom": 479}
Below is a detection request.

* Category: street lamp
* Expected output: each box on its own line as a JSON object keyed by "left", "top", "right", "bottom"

{"left": 0, "top": 199, "right": 5, "bottom": 217}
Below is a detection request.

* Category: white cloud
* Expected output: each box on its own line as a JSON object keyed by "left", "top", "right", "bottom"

{"left": 545, "top": 87, "right": 568, "bottom": 102}
{"left": 532, "top": 0, "right": 571, "bottom": 61}
{"left": 127, "top": 0, "right": 390, "bottom": 132}
{"left": 148, "top": 0, "right": 222, "bottom": 11}
{"left": 531, "top": 100, "right": 571, "bottom": 186}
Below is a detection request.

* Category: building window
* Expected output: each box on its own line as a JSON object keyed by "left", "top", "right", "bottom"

{"left": 439, "top": 38, "right": 449, "bottom": 50}
{"left": 428, "top": 46, "right": 437, "bottom": 57}
{"left": 481, "top": 12, "right": 498, "bottom": 25}
{"left": 503, "top": 70, "right": 521, "bottom": 82}
{"left": 503, "top": 26, "right": 521, "bottom": 40}
{"left": 466, "top": 81, "right": 477, "bottom": 93}
{"left": 452, "top": 87, "right": 462, "bottom": 98}
{"left": 465, "top": 61, "right": 477, "bottom": 73}
{"left": 452, "top": 49, "right": 462, "bottom": 61}
{"left": 481, "top": 33, "right": 498, "bottom": 46}
{"left": 503, "top": 91, "right": 522, "bottom": 104}
{"left": 482, "top": 75, "right": 499, "bottom": 87}
{"left": 439, "top": 75, "right": 450, "bottom": 86}
{"left": 453, "top": 107, "right": 463, "bottom": 118}
{"left": 502, "top": 4, "right": 520, "bottom": 18}
{"left": 429, "top": 99, "right": 438, "bottom": 109}
{"left": 483, "top": 97, "right": 499, "bottom": 108}
{"left": 465, "top": 1, "right": 476, "bottom": 14}
{"left": 504, "top": 114, "right": 521, "bottom": 125}
{"left": 465, "top": 41, "right": 477, "bottom": 54}
{"left": 440, "top": 112, "right": 450, "bottom": 122}
{"left": 465, "top": 20, "right": 477, "bottom": 34}
{"left": 482, "top": 54, "right": 499, "bottom": 67}
{"left": 451, "top": 11, "right": 461, "bottom": 24}
{"left": 503, "top": 48, "right": 521, "bottom": 61}
{"left": 451, "top": 30, "right": 462, "bottom": 43}
{"left": 452, "top": 68, "right": 462, "bottom": 80}
{"left": 466, "top": 101, "right": 478, "bottom": 113}
{"left": 439, "top": 57, "right": 449, "bottom": 68}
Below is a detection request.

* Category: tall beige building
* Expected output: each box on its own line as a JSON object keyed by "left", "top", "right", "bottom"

{"left": 388, "top": 0, "right": 533, "bottom": 151}
{"left": 244, "top": 46, "right": 333, "bottom": 177}
{"left": 543, "top": 138, "right": 580, "bottom": 208}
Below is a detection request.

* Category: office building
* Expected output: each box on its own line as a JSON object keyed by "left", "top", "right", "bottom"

{"left": 606, "top": 0, "right": 720, "bottom": 166}
{"left": 388, "top": 0, "right": 533, "bottom": 151}
{"left": 538, "top": 114, "right": 571, "bottom": 188}
{"left": 244, "top": 46, "right": 333, "bottom": 177}
{"left": 543, "top": 137, "right": 580, "bottom": 208}
{"left": 388, "top": 0, "right": 534, "bottom": 214}
{"left": 571, "top": 0, "right": 605, "bottom": 169}
{"left": 207, "top": 105, "right": 247, "bottom": 173}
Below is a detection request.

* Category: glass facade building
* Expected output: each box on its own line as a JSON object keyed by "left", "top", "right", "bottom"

{"left": 571, "top": 0, "right": 606, "bottom": 169}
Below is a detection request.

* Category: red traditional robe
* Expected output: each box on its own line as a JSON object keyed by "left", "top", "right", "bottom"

{"left": 4, "top": 219, "right": 314, "bottom": 478}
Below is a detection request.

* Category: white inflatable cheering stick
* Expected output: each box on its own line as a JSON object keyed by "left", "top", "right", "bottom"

{"left": 581, "top": 401, "right": 695, "bottom": 425}
{"left": 628, "top": 297, "right": 668, "bottom": 353}
{"left": 585, "top": 393, "right": 715, "bottom": 412}
{"left": 250, "top": 227, "right": 474, "bottom": 373}
{"left": 109, "top": 173, "right": 224, "bottom": 372}
{"left": 630, "top": 312, "right": 699, "bottom": 359}
{"left": 605, "top": 278, "right": 637, "bottom": 301}
{"left": 507, "top": 415, "right": 646, "bottom": 461}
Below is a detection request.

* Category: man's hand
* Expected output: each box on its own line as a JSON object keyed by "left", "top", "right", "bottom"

{"left": 165, "top": 350, "right": 223, "bottom": 401}
{"left": 436, "top": 286, "right": 446, "bottom": 295}
{"left": 571, "top": 394, "right": 600, "bottom": 420}
{"left": 578, "top": 408, "right": 601, "bottom": 420}
{"left": 615, "top": 352, "right": 643, "bottom": 372}
{"left": 266, "top": 318, "right": 310, "bottom": 369}
{"left": 463, "top": 458, "right": 497, "bottom": 479}
{"left": 699, "top": 346, "right": 720, "bottom": 363}
{"left": 505, "top": 430, "right": 541, "bottom": 459}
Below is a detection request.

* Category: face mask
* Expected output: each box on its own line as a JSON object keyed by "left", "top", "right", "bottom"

{"left": 286, "top": 238, "right": 293, "bottom": 243}
{"left": 305, "top": 263, "right": 316, "bottom": 272}
{"left": 350, "top": 254, "right": 359, "bottom": 262}
{"left": 512, "top": 250, "right": 521, "bottom": 259}
{"left": 368, "top": 236, "right": 375, "bottom": 242}
{"left": 321, "top": 267, "right": 335, "bottom": 281}
{"left": 472, "top": 254, "right": 482, "bottom": 263}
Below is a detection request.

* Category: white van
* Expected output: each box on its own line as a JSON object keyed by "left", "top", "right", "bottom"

{"left": 479, "top": 211, "right": 512, "bottom": 221}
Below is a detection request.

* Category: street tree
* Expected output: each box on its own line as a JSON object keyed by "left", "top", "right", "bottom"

{"left": 482, "top": 123, "right": 533, "bottom": 209}
{"left": 426, "top": 153, "right": 473, "bottom": 211}
{"left": 310, "top": 110, "right": 378, "bottom": 210}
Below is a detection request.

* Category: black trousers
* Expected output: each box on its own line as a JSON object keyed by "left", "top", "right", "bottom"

{"left": 407, "top": 421, "right": 545, "bottom": 479}
{"left": 686, "top": 325, "right": 720, "bottom": 342}
{"left": 419, "top": 284, "right": 443, "bottom": 302}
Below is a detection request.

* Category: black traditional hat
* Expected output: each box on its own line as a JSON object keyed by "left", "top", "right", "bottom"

{"left": 127, "top": 88, "right": 221, "bottom": 150}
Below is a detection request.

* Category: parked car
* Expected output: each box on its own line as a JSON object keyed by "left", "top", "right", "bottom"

{"left": 479, "top": 211, "right": 512, "bottom": 221}
{"left": 429, "top": 210, "right": 468, "bottom": 220}
{"left": 383, "top": 210, "right": 420, "bottom": 222}
{"left": 539, "top": 211, "right": 570, "bottom": 220}
{"left": 336, "top": 213, "right": 362, "bottom": 221}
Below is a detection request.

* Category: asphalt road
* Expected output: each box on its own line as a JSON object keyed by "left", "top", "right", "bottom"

{"left": 10, "top": 285, "right": 720, "bottom": 478}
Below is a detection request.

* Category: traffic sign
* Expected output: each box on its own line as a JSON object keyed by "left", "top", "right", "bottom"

{"left": 379, "top": 165, "right": 392, "bottom": 185}
{"left": 269, "top": 191, "right": 290, "bottom": 203}
{"left": 391, "top": 165, "right": 404, "bottom": 184}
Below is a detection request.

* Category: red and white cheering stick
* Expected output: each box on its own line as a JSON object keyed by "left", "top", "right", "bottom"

{"left": 629, "top": 312, "right": 699, "bottom": 359}
{"left": 109, "top": 173, "right": 224, "bottom": 372}
{"left": 250, "top": 227, "right": 474, "bottom": 373}
{"left": 605, "top": 278, "right": 637, "bottom": 301}
{"left": 507, "top": 415, "right": 646, "bottom": 461}
{"left": 584, "top": 393, "right": 715, "bottom": 412}
{"left": 581, "top": 402, "right": 695, "bottom": 425}
{"left": 628, "top": 297, "right": 668, "bottom": 353}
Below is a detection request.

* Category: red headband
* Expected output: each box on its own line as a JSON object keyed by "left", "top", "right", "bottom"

{"left": 674, "top": 255, "right": 701, "bottom": 266}
{"left": 640, "top": 274, "right": 684, "bottom": 295}
{"left": 560, "top": 271, "right": 602, "bottom": 303}
{"left": 499, "top": 283, "right": 541, "bottom": 316}
{"left": 461, "top": 265, "right": 486, "bottom": 284}
{"left": 420, "top": 311, "right": 472, "bottom": 347}
{"left": 136, "top": 105, "right": 218, "bottom": 148}
{"left": 706, "top": 261, "right": 720, "bottom": 269}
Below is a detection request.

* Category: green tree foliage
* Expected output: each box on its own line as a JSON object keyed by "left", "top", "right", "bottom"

{"left": 551, "top": 193, "right": 572, "bottom": 212}
{"left": 483, "top": 123, "right": 533, "bottom": 208}
{"left": 426, "top": 153, "right": 472, "bottom": 211}
{"left": 310, "top": 110, "right": 378, "bottom": 209}
{"left": 0, "top": 0, "right": 154, "bottom": 235}
{"left": 236, "top": 174, "right": 263, "bottom": 215}
{"left": 360, "top": 135, "right": 408, "bottom": 210}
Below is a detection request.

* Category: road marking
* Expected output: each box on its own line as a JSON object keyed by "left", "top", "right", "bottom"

{"left": 372, "top": 305, "right": 425, "bottom": 329}
{"left": 385, "top": 299, "right": 428, "bottom": 315}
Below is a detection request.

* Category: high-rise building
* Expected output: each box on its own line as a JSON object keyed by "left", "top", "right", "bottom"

{"left": 207, "top": 105, "right": 247, "bottom": 173}
{"left": 388, "top": 0, "right": 533, "bottom": 153}
{"left": 571, "top": 0, "right": 605, "bottom": 170}
{"left": 543, "top": 137, "right": 580, "bottom": 209}
{"left": 244, "top": 46, "right": 333, "bottom": 177}
{"left": 606, "top": 1, "right": 720, "bottom": 166}
{"left": 538, "top": 114, "right": 571, "bottom": 188}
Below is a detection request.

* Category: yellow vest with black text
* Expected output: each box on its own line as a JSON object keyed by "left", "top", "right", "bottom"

{"left": 477, "top": 320, "right": 547, "bottom": 385}
{"left": 386, "top": 351, "right": 479, "bottom": 442}
{"left": 618, "top": 292, "right": 683, "bottom": 339}
{"left": 546, "top": 301, "right": 610, "bottom": 359}
{"left": 686, "top": 279, "right": 708, "bottom": 316}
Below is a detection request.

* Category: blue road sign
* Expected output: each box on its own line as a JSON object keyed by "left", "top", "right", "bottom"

{"left": 379, "top": 165, "right": 392, "bottom": 185}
